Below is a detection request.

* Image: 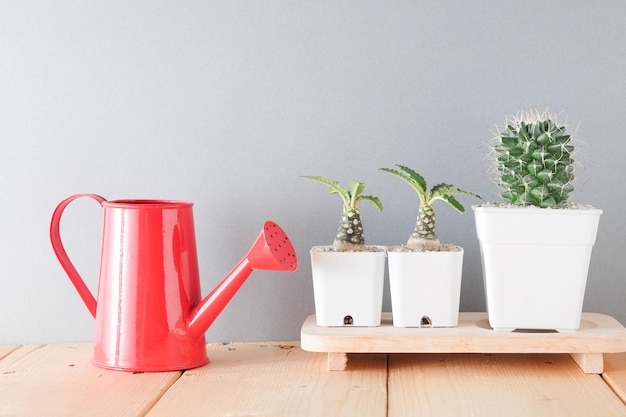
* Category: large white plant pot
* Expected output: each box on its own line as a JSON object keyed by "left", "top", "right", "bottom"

{"left": 388, "top": 248, "right": 464, "bottom": 327}
{"left": 310, "top": 246, "right": 386, "bottom": 327}
{"left": 473, "top": 206, "right": 602, "bottom": 332}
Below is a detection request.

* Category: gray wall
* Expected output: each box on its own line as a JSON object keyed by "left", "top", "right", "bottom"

{"left": 2, "top": 1, "right": 625, "bottom": 344}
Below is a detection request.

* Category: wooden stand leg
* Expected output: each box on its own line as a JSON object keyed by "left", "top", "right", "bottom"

{"left": 328, "top": 352, "right": 348, "bottom": 371}
{"left": 569, "top": 353, "right": 604, "bottom": 374}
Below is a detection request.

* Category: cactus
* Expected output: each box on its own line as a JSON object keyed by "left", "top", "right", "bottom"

{"left": 492, "top": 109, "right": 575, "bottom": 208}
{"left": 380, "top": 165, "right": 481, "bottom": 251}
{"left": 301, "top": 176, "right": 383, "bottom": 251}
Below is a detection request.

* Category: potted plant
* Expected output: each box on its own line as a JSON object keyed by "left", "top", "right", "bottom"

{"left": 473, "top": 109, "right": 603, "bottom": 331}
{"left": 301, "top": 176, "right": 385, "bottom": 327}
{"left": 380, "top": 165, "right": 481, "bottom": 327}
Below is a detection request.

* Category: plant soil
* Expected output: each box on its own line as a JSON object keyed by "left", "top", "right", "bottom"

{"left": 312, "top": 245, "right": 385, "bottom": 253}
{"left": 387, "top": 244, "right": 461, "bottom": 253}
{"left": 478, "top": 202, "right": 597, "bottom": 210}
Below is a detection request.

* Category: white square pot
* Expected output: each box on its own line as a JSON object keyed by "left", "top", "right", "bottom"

{"left": 388, "top": 248, "right": 464, "bottom": 327}
{"left": 310, "top": 246, "right": 386, "bottom": 326}
{"left": 473, "top": 206, "right": 602, "bottom": 331}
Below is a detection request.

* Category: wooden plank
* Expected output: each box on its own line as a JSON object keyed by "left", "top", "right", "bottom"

{"left": 0, "top": 345, "right": 27, "bottom": 360}
{"left": 146, "top": 342, "right": 387, "bottom": 417}
{"left": 388, "top": 353, "right": 626, "bottom": 417}
{"left": 0, "top": 343, "right": 181, "bottom": 417}
{"left": 0, "top": 344, "right": 45, "bottom": 362}
{"left": 603, "top": 352, "right": 626, "bottom": 404}
{"left": 301, "top": 312, "right": 626, "bottom": 354}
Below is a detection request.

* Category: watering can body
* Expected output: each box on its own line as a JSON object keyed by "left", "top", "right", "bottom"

{"left": 50, "top": 194, "right": 297, "bottom": 372}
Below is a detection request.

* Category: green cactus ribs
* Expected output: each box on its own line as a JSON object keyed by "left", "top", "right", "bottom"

{"left": 333, "top": 208, "right": 365, "bottom": 250}
{"left": 495, "top": 110, "right": 575, "bottom": 208}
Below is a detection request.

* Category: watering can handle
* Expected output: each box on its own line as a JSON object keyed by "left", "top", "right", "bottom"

{"left": 49, "top": 194, "right": 107, "bottom": 318}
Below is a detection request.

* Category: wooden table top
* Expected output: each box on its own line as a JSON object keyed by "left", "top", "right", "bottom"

{"left": 2, "top": 342, "right": 626, "bottom": 416}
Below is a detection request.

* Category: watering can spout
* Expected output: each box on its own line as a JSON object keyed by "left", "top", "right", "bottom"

{"left": 187, "top": 221, "right": 298, "bottom": 339}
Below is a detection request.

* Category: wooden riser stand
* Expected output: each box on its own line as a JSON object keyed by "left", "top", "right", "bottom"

{"left": 300, "top": 312, "right": 626, "bottom": 373}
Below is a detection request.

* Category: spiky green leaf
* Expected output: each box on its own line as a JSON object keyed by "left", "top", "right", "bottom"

{"left": 300, "top": 176, "right": 350, "bottom": 208}
{"left": 430, "top": 183, "right": 482, "bottom": 213}
{"left": 379, "top": 165, "right": 427, "bottom": 204}
{"left": 441, "top": 195, "right": 464, "bottom": 213}
{"left": 301, "top": 176, "right": 382, "bottom": 212}
{"left": 395, "top": 165, "right": 427, "bottom": 193}
{"left": 357, "top": 195, "right": 383, "bottom": 212}
{"left": 349, "top": 180, "right": 366, "bottom": 208}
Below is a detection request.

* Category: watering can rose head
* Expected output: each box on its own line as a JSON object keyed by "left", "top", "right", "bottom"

{"left": 301, "top": 176, "right": 382, "bottom": 252}
{"left": 380, "top": 165, "right": 482, "bottom": 252}
{"left": 490, "top": 109, "right": 576, "bottom": 208}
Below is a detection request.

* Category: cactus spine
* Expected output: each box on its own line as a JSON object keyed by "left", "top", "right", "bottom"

{"left": 493, "top": 109, "right": 575, "bottom": 208}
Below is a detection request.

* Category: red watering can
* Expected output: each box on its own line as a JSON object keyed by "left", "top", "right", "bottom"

{"left": 50, "top": 194, "right": 297, "bottom": 372}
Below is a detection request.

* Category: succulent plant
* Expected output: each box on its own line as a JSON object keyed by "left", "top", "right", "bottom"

{"left": 301, "top": 176, "right": 383, "bottom": 251}
{"left": 492, "top": 109, "right": 575, "bottom": 208}
{"left": 380, "top": 165, "right": 481, "bottom": 251}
